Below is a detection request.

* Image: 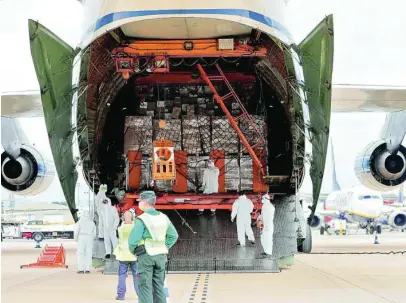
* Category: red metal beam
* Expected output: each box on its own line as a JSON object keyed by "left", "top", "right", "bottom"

{"left": 135, "top": 72, "right": 255, "bottom": 85}
{"left": 118, "top": 192, "right": 270, "bottom": 214}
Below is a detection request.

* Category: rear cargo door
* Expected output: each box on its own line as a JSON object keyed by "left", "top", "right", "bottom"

{"left": 298, "top": 15, "right": 334, "bottom": 211}
{"left": 28, "top": 20, "right": 79, "bottom": 221}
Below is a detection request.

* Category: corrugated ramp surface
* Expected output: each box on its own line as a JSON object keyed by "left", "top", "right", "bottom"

{"left": 104, "top": 210, "right": 279, "bottom": 274}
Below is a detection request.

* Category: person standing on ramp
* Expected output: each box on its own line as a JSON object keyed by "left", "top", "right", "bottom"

{"left": 129, "top": 191, "right": 179, "bottom": 303}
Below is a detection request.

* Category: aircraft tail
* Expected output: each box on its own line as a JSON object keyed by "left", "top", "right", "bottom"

{"left": 330, "top": 138, "right": 341, "bottom": 192}
{"left": 398, "top": 184, "right": 404, "bottom": 204}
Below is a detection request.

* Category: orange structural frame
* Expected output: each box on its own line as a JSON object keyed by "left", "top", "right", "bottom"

{"left": 173, "top": 150, "right": 188, "bottom": 193}
{"left": 118, "top": 193, "right": 273, "bottom": 214}
{"left": 128, "top": 150, "right": 142, "bottom": 190}
{"left": 210, "top": 150, "right": 225, "bottom": 193}
{"left": 253, "top": 149, "right": 268, "bottom": 193}
{"left": 112, "top": 39, "right": 267, "bottom": 58}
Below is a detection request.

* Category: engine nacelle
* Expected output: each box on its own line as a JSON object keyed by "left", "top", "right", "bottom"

{"left": 1, "top": 145, "right": 55, "bottom": 195}
{"left": 354, "top": 140, "right": 406, "bottom": 191}
{"left": 310, "top": 214, "right": 323, "bottom": 229}
{"left": 387, "top": 212, "right": 406, "bottom": 229}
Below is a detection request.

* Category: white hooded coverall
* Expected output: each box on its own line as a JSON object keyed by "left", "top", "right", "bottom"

{"left": 231, "top": 195, "right": 255, "bottom": 246}
{"left": 74, "top": 210, "right": 96, "bottom": 272}
{"left": 260, "top": 194, "right": 275, "bottom": 255}
{"left": 103, "top": 197, "right": 120, "bottom": 255}
{"left": 95, "top": 184, "right": 108, "bottom": 238}
{"left": 200, "top": 161, "right": 220, "bottom": 212}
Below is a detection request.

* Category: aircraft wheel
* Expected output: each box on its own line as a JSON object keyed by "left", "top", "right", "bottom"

{"left": 298, "top": 224, "right": 312, "bottom": 253}
{"left": 320, "top": 226, "right": 325, "bottom": 235}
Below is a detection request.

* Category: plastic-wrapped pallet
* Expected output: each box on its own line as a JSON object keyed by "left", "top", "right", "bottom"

{"left": 212, "top": 117, "right": 238, "bottom": 153}
{"left": 225, "top": 158, "right": 239, "bottom": 191}
{"left": 153, "top": 119, "right": 182, "bottom": 150}
{"left": 182, "top": 117, "right": 211, "bottom": 154}
{"left": 124, "top": 116, "right": 153, "bottom": 154}
{"left": 240, "top": 156, "right": 253, "bottom": 191}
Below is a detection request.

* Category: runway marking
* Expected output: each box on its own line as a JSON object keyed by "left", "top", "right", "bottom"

{"left": 187, "top": 273, "right": 210, "bottom": 303}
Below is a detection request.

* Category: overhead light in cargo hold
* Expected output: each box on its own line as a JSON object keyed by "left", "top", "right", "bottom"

{"left": 218, "top": 38, "right": 234, "bottom": 50}
{"left": 116, "top": 58, "right": 133, "bottom": 71}
{"left": 153, "top": 56, "right": 169, "bottom": 73}
{"left": 183, "top": 41, "right": 194, "bottom": 50}
{"left": 115, "top": 57, "right": 134, "bottom": 79}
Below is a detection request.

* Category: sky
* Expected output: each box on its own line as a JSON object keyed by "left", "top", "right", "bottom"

{"left": 1, "top": 0, "right": 405, "bottom": 204}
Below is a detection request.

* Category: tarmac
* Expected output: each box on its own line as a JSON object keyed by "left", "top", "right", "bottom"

{"left": 1, "top": 231, "right": 405, "bottom": 303}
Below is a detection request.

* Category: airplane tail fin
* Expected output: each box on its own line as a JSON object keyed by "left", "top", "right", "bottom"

{"left": 330, "top": 137, "right": 341, "bottom": 192}
{"left": 398, "top": 185, "right": 404, "bottom": 204}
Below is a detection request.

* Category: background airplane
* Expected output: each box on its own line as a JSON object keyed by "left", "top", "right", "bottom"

{"left": 305, "top": 139, "right": 406, "bottom": 234}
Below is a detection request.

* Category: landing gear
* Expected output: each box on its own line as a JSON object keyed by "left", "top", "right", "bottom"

{"left": 366, "top": 223, "right": 382, "bottom": 235}
{"left": 298, "top": 224, "right": 312, "bottom": 253}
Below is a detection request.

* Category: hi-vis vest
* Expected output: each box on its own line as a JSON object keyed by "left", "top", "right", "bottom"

{"left": 114, "top": 223, "right": 137, "bottom": 262}
{"left": 137, "top": 212, "right": 170, "bottom": 256}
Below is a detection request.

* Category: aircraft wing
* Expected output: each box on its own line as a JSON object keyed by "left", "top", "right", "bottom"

{"left": 316, "top": 209, "right": 341, "bottom": 218}
{"left": 1, "top": 90, "right": 43, "bottom": 118}
{"left": 332, "top": 85, "right": 406, "bottom": 112}
{"left": 2, "top": 85, "right": 405, "bottom": 117}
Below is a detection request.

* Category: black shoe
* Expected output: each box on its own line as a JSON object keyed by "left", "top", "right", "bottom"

{"left": 98, "top": 237, "right": 104, "bottom": 241}
{"left": 250, "top": 241, "right": 256, "bottom": 245}
{"left": 77, "top": 271, "right": 84, "bottom": 274}
{"left": 260, "top": 252, "right": 268, "bottom": 256}
{"left": 115, "top": 296, "right": 125, "bottom": 300}
{"left": 210, "top": 211, "right": 216, "bottom": 216}
{"left": 197, "top": 211, "right": 204, "bottom": 216}
{"left": 85, "top": 271, "right": 90, "bottom": 274}
{"left": 236, "top": 242, "right": 241, "bottom": 246}
{"left": 105, "top": 254, "right": 111, "bottom": 259}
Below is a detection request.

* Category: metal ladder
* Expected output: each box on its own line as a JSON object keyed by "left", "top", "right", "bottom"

{"left": 196, "top": 63, "right": 266, "bottom": 172}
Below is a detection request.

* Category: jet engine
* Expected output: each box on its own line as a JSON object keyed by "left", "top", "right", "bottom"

{"left": 387, "top": 211, "right": 406, "bottom": 229}
{"left": 355, "top": 140, "right": 406, "bottom": 191}
{"left": 309, "top": 214, "right": 323, "bottom": 229}
{"left": 1, "top": 145, "right": 54, "bottom": 195}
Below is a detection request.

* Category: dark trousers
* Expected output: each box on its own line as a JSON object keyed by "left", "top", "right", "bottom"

{"left": 137, "top": 254, "right": 167, "bottom": 303}
{"left": 117, "top": 261, "right": 139, "bottom": 299}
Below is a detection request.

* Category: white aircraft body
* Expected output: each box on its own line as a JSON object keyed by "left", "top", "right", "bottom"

{"left": 320, "top": 186, "right": 406, "bottom": 232}
{"left": 0, "top": 0, "right": 405, "bottom": 260}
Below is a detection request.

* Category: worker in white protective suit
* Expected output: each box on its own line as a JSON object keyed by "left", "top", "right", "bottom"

{"left": 198, "top": 160, "right": 220, "bottom": 215}
{"left": 111, "top": 187, "right": 126, "bottom": 202}
{"left": 95, "top": 184, "right": 108, "bottom": 239}
{"left": 259, "top": 194, "right": 275, "bottom": 256}
{"left": 231, "top": 192, "right": 255, "bottom": 246}
{"left": 74, "top": 210, "right": 96, "bottom": 274}
{"left": 103, "top": 197, "right": 120, "bottom": 259}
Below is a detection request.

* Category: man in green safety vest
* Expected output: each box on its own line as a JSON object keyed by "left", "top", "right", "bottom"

{"left": 128, "top": 191, "right": 178, "bottom": 303}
